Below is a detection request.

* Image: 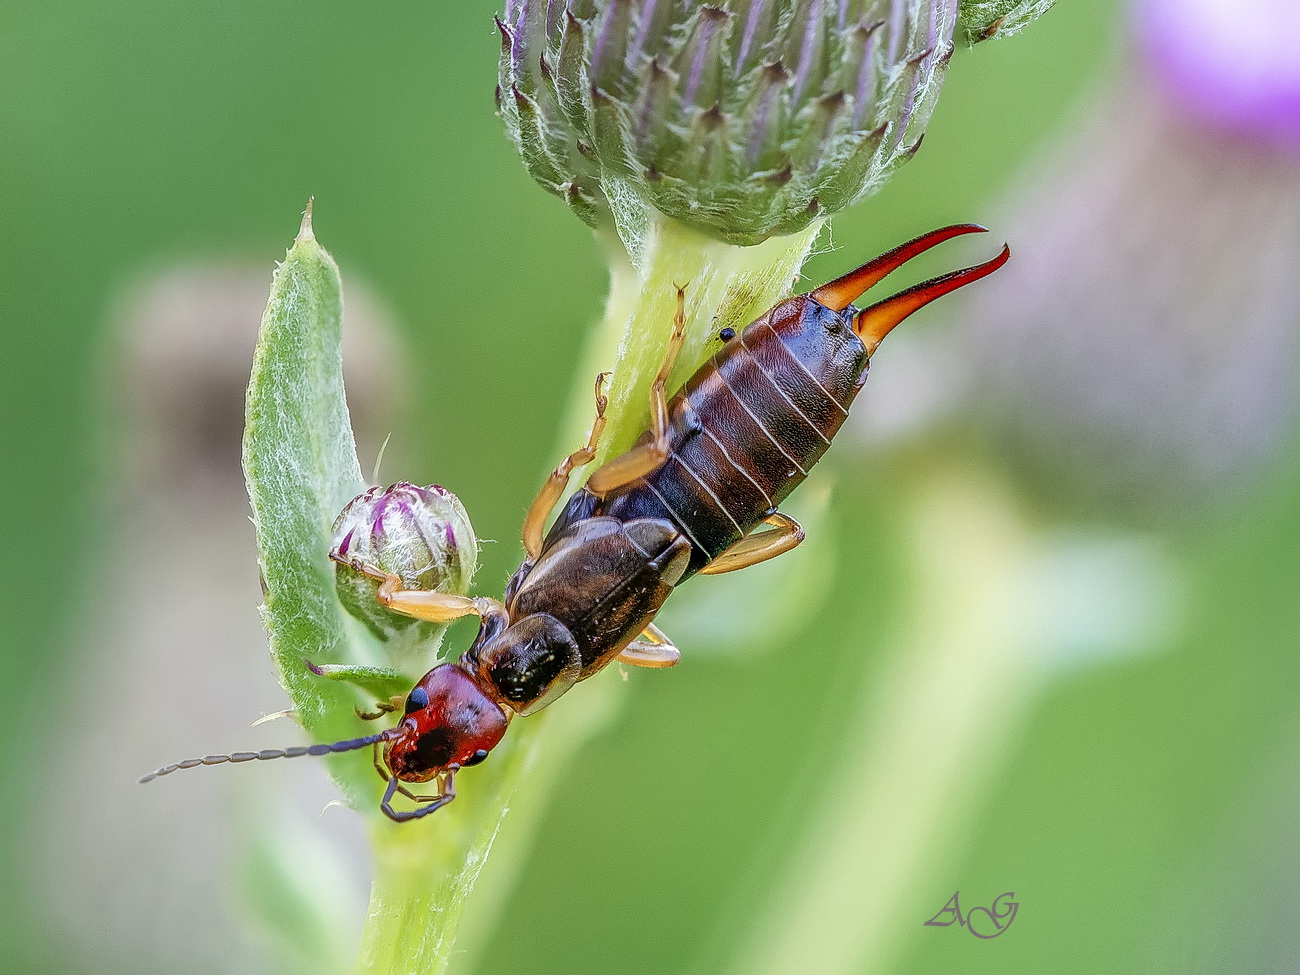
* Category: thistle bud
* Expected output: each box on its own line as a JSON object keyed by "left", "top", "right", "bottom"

{"left": 497, "top": 0, "right": 961, "bottom": 246}
{"left": 330, "top": 482, "right": 478, "bottom": 643}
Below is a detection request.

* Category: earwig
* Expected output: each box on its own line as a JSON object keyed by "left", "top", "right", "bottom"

{"left": 141, "top": 225, "right": 1009, "bottom": 822}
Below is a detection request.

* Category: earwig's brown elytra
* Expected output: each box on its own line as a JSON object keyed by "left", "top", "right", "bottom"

{"left": 139, "top": 225, "right": 1009, "bottom": 822}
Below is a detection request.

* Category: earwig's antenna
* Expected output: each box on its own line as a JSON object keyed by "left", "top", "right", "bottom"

{"left": 137, "top": 730, "right": 396, "bottom": 784}
{"left": 853, "top": 243, "right": 1011, "bottom": 354}
{"left": 811, "top": 224, "right": 989, "bottom": 312}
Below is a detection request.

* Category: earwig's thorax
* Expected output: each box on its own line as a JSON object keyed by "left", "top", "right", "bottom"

{"left": 384, "top": 663, "right": 508, "bottom": 783}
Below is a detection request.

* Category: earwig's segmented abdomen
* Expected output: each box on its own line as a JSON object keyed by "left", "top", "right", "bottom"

{"left": 600, "top": 295, "right": 870, "bottom": 576}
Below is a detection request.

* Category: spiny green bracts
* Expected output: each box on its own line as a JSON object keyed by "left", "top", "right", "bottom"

{"left": 497, "top": 0, "right": 961, "bottom": 247}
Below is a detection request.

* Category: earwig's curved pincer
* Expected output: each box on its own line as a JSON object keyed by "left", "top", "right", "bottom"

{"left": 810, "top": 223, "right": 1010, "bottom": 353}
{"left": 139, "top": 225, "right": 1009, "bottom": 823}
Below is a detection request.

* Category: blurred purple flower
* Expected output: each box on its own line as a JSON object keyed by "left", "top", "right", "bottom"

{"left": 1136, "top": 0, "right": 1300, "bottom": 147}
{"left": 851, "top": 71, "right": 1300, "bottom": 524}
{"left": 955, "top": 79, "right": 1300, "bottom": 521}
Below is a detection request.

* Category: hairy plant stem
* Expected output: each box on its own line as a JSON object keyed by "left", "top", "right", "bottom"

{"left": 355, "top": 214, "right": 825, "bottom": 975}
{"left": 727, "top": 459, "right": 1046, "bottom": 975}
{"left": 567, "top": 215, "right": 827, "bottom": 463}
{"left": 355, "top": 729, "right": 532, "bottom": 975}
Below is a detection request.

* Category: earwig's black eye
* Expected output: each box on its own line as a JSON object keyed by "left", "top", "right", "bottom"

{"left": 404, "top": 686, "right": 430, "bottom": 714}
{"left": 718, "top": 327, "right": 736, "bottom": 342}
{"left": 462, "top": 749, "right": 490, "bottom": 767}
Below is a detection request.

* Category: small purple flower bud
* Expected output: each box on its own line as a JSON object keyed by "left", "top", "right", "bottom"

{"left": 330, "top": 482, "right": 478, "bottom": 642}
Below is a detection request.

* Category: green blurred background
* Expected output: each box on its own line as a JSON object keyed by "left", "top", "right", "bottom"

{"left": 6, "top": 2, "right": 1300, "bottom": 973}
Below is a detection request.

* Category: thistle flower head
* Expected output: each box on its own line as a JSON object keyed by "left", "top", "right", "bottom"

{"left": 331, "top": 482, "right": 478, "bottom": 642}
{"left": 497, "top": 0, "right": 962, "bottom": 246}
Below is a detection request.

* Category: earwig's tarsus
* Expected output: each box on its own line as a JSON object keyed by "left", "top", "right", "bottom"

{"left": 522, "top": 370, "right": 611, "bottom": 557}
{"left": 586, "top": 284, "right": 688, "bottom": 495}
{"left": 356, "top": 698, "right": 401, "bottom": 721}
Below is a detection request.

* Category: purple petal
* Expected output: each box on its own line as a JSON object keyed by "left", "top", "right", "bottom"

{"left": 738, "top": 0, "right": 769, "bottom": 70}
{"left": 790, "top": 0, "right": 826, "bottom": 105}
{"left": 1136, "top": 0, "right": 1300, "bottom": 147}
{"left": 628, "top": 0, "right": 660, "bottom": 66}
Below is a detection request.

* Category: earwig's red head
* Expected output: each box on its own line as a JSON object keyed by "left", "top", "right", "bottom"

{"left": 384, "top": 663, "right": 509, "bottom": 783}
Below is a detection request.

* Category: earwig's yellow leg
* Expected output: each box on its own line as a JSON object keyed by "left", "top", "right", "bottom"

{"left": 521, "top": 372, "right": 611, "bottom": 558}
{"left": 617, "top": 622, "right": 681, "bottom": 668}
{"left": 357, "top": 696, "right": 403, "bottom": 721}
{"left": 377, "top": 582, "right": 496, "bottom": 623}
{"left": 372, "top": 742, "right": 390, "bottom": 782}
{"left": 586, "top": 286, "right": 688, "bottom": 496}
{"left": 333, "top": 556, "right": 505, "bottom": 623}
{"left": 698, "top": 512, "right": 805, "bottom": 575}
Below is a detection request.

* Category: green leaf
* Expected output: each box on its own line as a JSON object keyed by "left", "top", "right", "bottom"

{"left": 306, "top": 661, "right": 412, "bottom": 702}
{"left": 958, "top": 0, "right": 1056, "bottom": 42}
{"left": 239, "top": 203, "right": 551, "bottom": 975}
{"left": 242, "top": 202, "right": 372, "bottom": 806}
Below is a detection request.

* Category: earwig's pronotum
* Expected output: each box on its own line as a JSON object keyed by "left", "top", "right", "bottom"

{"left": 141, "top": 225, "right": 1009, "bottom": 822}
